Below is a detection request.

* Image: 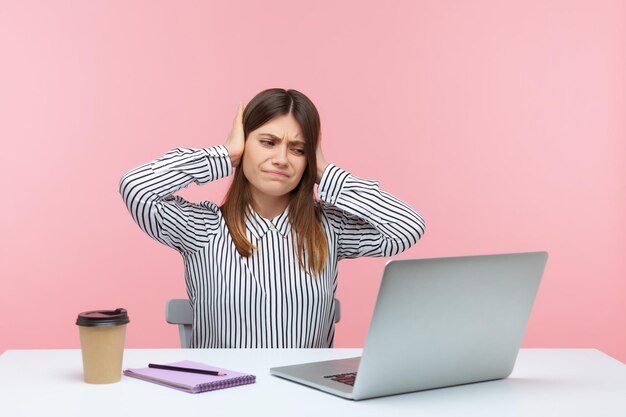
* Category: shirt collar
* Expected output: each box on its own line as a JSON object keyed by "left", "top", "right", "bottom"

{"left": 246, "top": 205, "right": 291, "bottom": 241}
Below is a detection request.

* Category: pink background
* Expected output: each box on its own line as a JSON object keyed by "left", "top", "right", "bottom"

{"left": 1, "top": 1, "right": 624, "bottom": 361}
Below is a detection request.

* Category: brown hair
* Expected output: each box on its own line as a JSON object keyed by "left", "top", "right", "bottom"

{"left": 220, "top": 88, "right": 328, "bottom": 275}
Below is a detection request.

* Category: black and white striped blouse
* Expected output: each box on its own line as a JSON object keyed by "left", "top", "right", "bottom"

{"left": 120, "top": 145, "right": 425, "bottom": 348}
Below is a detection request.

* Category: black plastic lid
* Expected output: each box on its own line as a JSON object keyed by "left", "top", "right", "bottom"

{"left": 76, "top": 308, "right": 130, "bottom": 327}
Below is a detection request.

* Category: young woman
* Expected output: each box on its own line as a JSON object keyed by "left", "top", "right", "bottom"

{"left": 120, "top": 88, "right": 425, "bottom": 348}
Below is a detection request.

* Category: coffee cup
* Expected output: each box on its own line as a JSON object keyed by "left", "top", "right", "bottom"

{"left": 76, "top": 308, "right": 130, "bottom": 384}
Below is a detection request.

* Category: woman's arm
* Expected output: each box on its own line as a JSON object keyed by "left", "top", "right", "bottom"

{"left": 119, "top": 145, "right": 232, "bottom": 253}
{"left": 316, "top": 138, "right": 425, "bottom": 259}
{"left": 119, "top": 103, "right": 244, "bottom": 253}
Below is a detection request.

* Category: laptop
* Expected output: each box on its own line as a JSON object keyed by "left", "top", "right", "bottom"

{"left": 270, "top": 251, "right": 548, "bottom": 400}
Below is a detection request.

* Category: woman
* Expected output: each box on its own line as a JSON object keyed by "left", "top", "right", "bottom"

{"left": 120, "top": 88, "right": 425, "bottom": 348}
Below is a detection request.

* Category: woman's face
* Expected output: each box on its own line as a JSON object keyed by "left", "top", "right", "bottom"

{"left": 242, "top": 113, "right": 308, "bottom": 208}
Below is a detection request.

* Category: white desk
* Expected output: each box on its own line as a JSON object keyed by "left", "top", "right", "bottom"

{"left": 0, "top": 348, "right": 624, "bottom": 417}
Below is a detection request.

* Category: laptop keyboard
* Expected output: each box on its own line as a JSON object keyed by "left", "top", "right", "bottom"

{"left": 324, "top": 372, "right": 357, "bottom": 386}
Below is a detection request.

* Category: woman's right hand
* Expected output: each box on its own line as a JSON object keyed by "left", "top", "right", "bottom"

{"left": 224, "top": 102, "right": 245, "bottom": 168}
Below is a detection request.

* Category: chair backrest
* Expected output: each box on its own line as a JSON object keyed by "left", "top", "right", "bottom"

{"left": 166, "top": 298, "right": 342, "bottom": 348}
{"left": 165, "top": 299, "right": 194, "bottom": 348}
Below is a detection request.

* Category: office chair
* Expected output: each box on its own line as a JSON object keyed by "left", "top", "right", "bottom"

{"left": 166, "top": 298, "right": 342, "bottom": 348}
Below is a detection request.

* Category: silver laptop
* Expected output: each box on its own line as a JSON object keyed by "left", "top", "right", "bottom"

{"left": 270, "top": 252, "right": 548, "bottom": 400}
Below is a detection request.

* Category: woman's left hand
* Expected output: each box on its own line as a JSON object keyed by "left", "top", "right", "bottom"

{"left": 316, "top": 133, "right": 329, "bottom": 184}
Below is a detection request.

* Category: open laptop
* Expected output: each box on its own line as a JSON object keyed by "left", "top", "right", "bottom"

{"left": 270, "top": 251, "right": 548, "bottom": 400}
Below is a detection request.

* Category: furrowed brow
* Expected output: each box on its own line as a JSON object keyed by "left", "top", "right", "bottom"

{"left": 289, "top": 139, "right": 306, "bottom": 147}
{"left": 260, "top": 133, "right": 281, "bottom": 139}
{"left": 259, "top": 133, "right": 305, "bottom": 146}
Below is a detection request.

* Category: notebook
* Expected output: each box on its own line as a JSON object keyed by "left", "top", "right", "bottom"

{"left": 270, "top": 252, "right": 548, "bottom": 400}
{"left": 124, "top": 360, "right": 256, "bottom": 393}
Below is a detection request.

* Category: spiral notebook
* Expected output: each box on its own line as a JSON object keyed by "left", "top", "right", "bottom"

{"left": 123, "top": 360, "right": 256, "bottom": 393}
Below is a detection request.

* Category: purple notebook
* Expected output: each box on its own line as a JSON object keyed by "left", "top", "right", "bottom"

{"left": 123, "top": 360, "right": 256, "bottom": 394}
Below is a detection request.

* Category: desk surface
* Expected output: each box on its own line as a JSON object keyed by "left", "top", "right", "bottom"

{"left": 0, "top": 348, "right": 624, "bottom": 417}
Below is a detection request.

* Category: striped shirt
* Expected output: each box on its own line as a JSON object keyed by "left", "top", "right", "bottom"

{"left": 120, "top": 145, "right": 425, "bottom": 348}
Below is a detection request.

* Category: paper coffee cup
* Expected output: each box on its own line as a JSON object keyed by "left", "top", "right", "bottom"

{"left": 76, "top": 308, "right": 130, "bottom": 384}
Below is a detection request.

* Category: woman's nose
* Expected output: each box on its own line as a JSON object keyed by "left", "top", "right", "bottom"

{"left": 272, "top": 144, "right": 289, "bottom": 166}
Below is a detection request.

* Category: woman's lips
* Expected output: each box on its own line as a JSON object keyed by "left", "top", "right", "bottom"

{"left": 262, "top": 169, "right": 290, "bottom": 179}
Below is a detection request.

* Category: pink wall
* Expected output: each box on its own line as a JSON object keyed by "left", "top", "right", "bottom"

{"left": 1, "top": 1, "right": 624, "bottom": 361}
